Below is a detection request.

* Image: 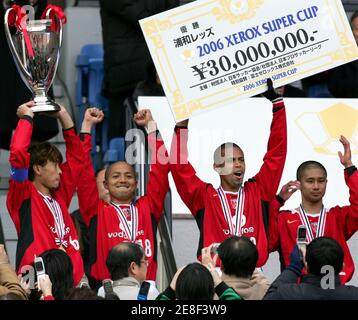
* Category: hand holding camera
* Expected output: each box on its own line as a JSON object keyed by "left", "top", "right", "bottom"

{"left": 286, "top": 225, "right": 307, "bottom": 276}
{"left": 38, "top": 274, "right": 53, "bottom": 297}
{"left": 297, "top": 225, "right": 308, "bottom": 261}
{"left": 102, "top": 279, "right": 114, "bottom": 295}
{"left": 201, "top": 243, "right": 219, "bottom": 267}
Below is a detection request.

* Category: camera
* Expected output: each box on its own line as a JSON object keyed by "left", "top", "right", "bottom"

{"left": 102, "top": 279, "right": 114, "bottom": 295}
{"left": 296, "top": 225, "right": 307, "bottom": 245}
{"left": 296, "top": 225, "right": 307, "bottom": 261}
{"left": 210, "top": 243, "right": 220, "bottom": 254}
{"left": 137, "top": 281, "right": 150, "bottom": 300}
{"left": 34, "top": 256, "right": 46, "bottom": 283}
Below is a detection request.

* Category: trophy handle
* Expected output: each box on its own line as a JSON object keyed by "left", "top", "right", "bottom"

{"left": 4, "top": 8, "right": 32, "bottom": 80}
{"left": 44, "top": 7, "right": 63, "bottom": 47}
{"left": 43, "top": 7, "right": 63, "bottom": 91}
{"left": 59, "top": 17, "right": 63, "bottom": 48}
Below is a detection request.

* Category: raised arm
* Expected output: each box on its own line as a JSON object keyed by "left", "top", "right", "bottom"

{"left": 77, "top": 108, "right": 105, "bottom": 227}
{"left": 6, "top": 102, "right": 34, "bottom": 232}
{"left": 269, "top": 180, "right": 300, "bottom": 252}
{"left": 254, "top": 79, "right": 287, "bottom": 201}
{"left": 54, "top": 105, "right": 86, "bottom": 206}
{"left": 169, "top": 119, "right": 207, "bottom": 216}
{"left": 264, "top": 245, "right": 303, "bottom": 300}
{"left": 135, "top": 109, "right": 170, "bottom": 222}
{"left": 336, "top": 136, "right": 358, "bottom": 237}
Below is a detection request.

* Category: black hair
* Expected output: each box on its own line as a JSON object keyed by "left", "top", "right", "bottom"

{"left": 175, "top": 263, "right": 215, "bottom": 300}
{"left": 218, "top": 236, "right": 258, "bottom": 278}
{"left": 106, "top": 242, "right": 144, "bottom": 281}
{"left": 95, "top": 168, "right": 106, "bottom": 177}
{"left": 104, "top": 161, "right": 137, "bottom": 181}
{"left": 39, "top": 249, "right": 74, "bottom": 300}
{"left": 213, "top": 142, "right": 243, "bottom": 165}
{"left": 65, "top": 287, "right": 104, "bottom": 300}
{"left": 28, "top": 142, "right": 63, "bottom": 181}
{"left": 351, "top": 11, "right": 358, "bottom": 24}
{"left": 306, "top": 237, "right": 344, "bottom": 276}
{"left": 296, "top": 160, "right": 327, "bottom": 181}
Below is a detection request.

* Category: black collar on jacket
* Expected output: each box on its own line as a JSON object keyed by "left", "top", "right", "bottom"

{"left": 301, "top": 274, "right": 341, "bottom": 288}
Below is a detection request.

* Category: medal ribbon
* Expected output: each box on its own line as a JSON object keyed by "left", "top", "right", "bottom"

{"left": 217, "top": 187, "right": 245, "bottom": 236}
{"left": 297, "top": 204, "right": 327, "bottom": 242}
{"left": 39, "top": 192, "right": 68, "bottom": 248}
{"left": 111, "top": 203, "right": 138, "bottom": 242}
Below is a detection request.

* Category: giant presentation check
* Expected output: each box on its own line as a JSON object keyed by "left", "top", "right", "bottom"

{"left": 140, "top": 0, "right": 358, "bottom": 121}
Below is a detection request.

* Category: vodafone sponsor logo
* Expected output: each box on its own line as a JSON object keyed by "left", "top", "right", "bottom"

{"left": 223, "top": 226, "right": 254, "bottom": 235}
{"left": 108, "top": 229, "right": 144, "bottom": 239}
{"left": 241, "top": 226, "right": 254, "bottom": 234}
{"left": 223, "top": 213, "right": 254, "bottom": 235}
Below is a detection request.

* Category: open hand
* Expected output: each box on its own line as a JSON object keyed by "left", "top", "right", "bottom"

{"left": 338, "top": 135, "right": 353, "bottom": 168}
{"left": 278, "top": 180, "right": 300, "bottom": 201}
{"left": 201, "top": 245, "right": 218, "bottom": 267}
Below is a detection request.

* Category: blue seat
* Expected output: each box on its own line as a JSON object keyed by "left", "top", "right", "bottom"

{"left": 75, "top": 44, "right": 109, "bottom": 170}
{"left": 103, "top": 137, "right": 125, "bottom": 165}
{"left": 75, "top": 44, "right": 104, "bottom": 123}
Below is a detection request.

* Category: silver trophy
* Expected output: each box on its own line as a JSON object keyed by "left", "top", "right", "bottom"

{"left": 4, "top": 6, "right": 64, "bottom": 112}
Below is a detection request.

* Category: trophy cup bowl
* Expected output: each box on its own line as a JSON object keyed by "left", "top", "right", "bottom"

{"left": 4, "top": 8, "right": 63, "bottom": 112}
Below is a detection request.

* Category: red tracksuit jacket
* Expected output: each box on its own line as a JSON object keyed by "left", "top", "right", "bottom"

{"left": 170, "top": 98, "right": 287, "bottom": 267}
{"left": 78, "top": 131, "right": 169, "bottom": 282}
{"left": 269, "top": 166, "right": 358, "bottom": 283}
{"left": 7, "top": 117, "right": 84, "bottom": 285}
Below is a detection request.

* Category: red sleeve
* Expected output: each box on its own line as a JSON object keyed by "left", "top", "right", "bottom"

{"left": 144, "top": 131, "right": 170, "bottom": 222}
{"left": 268, "top": 196, "right": 284, "bottom": 253}
{"left": 56, "top": 128, "right": 86, "bottom": 207}
{"left": 169, "top": 127, "right": 206, "bottom": 216}
{"left": 253, "top": 98, "right": 287, "bottom": 201}
{"left": 77, "top": 133, "right": 99, "bottom": 228}
{"left": 340, "top": 167, "right": 358, "bottom": 238}
{"left": 7, "top": 118, "right": 32, "bottom": 233}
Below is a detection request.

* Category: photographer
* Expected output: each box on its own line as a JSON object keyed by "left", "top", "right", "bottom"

{"left": 264, "top": 237, "right": 358, "bottom": 300}
{"left": 205, "top": 237, "right": 270, "bottom": 300}
{"left": 156, "top": 262, "right": 241, "bottom": 300}
{"left": 97, "top": 242, "right": 158, "bottom": 300}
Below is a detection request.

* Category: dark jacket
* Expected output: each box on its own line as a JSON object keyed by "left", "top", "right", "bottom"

{"left": 99, "top": 0, "right": 179, "bottom": 95}
{"left": 264, "top": 269, "right": 358, "bottom": 300}
{"left": 327, "top": 60, "right": 358, "bottom": 98}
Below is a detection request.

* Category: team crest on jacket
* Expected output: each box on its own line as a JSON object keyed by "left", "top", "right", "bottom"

{"left": 310, "top": 221, "right": 318, "bottom": 235}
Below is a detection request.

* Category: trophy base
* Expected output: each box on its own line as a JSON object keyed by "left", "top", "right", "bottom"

{"left": 31, "top": 101, "right": 61, "bottom": 113}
